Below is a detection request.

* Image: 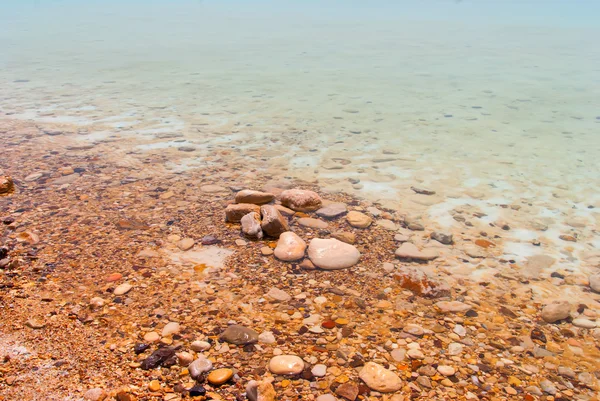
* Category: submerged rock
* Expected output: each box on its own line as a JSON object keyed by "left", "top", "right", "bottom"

{"left": 280, "top": 189, "right": 322, "bottom": 212}
{"left": 589, "top": 273, "right": 600, "bottom": 293}
{"left": 308, "top": 238, "right": 360, "bottom": 270}
{"left": 274, "top": 232, "right": 306, "bottom": 261}
{"left": 431, "top": 231, "right": 453, "bottom": 245}
{"left": 316, "top": 203, "right": 347, "bottom": 219}
{"left": 394, "top": 242, "right": 438, "bottom": 261}
{"left": 219, "top": 325, "right": 259, "bottom": 345}
{"left": 346, "top": 211, "right": 372, "bottom": 228}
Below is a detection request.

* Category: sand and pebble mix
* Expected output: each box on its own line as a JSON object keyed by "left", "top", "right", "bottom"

{"left": 0, "top": 117, "right": 599, "bottom": 401}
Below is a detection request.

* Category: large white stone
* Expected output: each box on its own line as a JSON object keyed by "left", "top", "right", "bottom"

{"left": 308, "top": 238, "right": 360, "bottom": 270}
{"left": 268, "top": 355, "right": 305, "bottom": 375}
{"left": 274, "top": 232, "right": 306, "bottom": 261}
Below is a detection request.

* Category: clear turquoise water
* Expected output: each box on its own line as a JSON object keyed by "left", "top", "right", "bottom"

{"left": 1, "top": 1, "right": 599, "bottom": 263}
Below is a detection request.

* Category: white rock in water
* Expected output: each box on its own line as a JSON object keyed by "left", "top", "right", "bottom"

{"left": 162, "top": 322, "right": 180, "bottom": 336}
{"left": 307, "top": 238, "right": 360, "bottom": 270}
{"left": 572, "top": 318, "right": 597, "bottom": 329}
{"left": 541, "top": 301, "right": 571, "bottom": 323}
{"left": 113, "top": 283, "right": 132, "bottom": 296}
{"left": 395, "top": 242, "right": 438, "bottom": 261}
{"left": 274, "top": 232, "right": 306, "bottom": 261}
{"left": 268, "top": 355, "right": 305, "bottom": 375}
{"left": 316, "top": 203, "right": 347, "bottom": 219}
{"left": 346, "top": 211, "right": 372, "bottom": 228}
{"left": 358, "top": 362, "right": 403, "bottom": 392}
{"left": 280, "top": 189, "right": 322, "bottom": 212}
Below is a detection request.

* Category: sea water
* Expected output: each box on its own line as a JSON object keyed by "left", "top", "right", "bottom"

{"left": 1, "top": 0, "right": 599, "bottom": 267}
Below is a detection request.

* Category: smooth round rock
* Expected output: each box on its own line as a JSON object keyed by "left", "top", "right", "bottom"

{"left": 113, "top": 283, "right": 132, "bottom": 296}
{"left": 316, "top": 395, "right": 337, "bottom": 401}
{"left": 358, "top": 362, "right": 403, "bottom": 392}
{"left": 84, "top": 388, "right": 106, "bottom": 401}
{"left": 268, "top": 355, "right": 305, "bottom": 375}
{"left": 395, "top": 242, "right": 438, "bottom": 261}
{"left": 219, "top": 325, "right": 259, "bottom": 345}
{"left": 207, "top": 368, "right": 233, "bottom": 385}
{"left": 572, "top": 318, "right": 597, "bottom": 329}
{"left": 346, "top": 211, "right": 372, "bottom": 228}
{"left": 280, "top": 189, "right": 322, "bottom": 212}
{"left": 274, "top": 232, "right": 306, "bottom": 262}
{"left": 307, "top": 238, "right": 360, "bottom": 270}
{"left": 161, "top": 322, "right": 180, "bottom": 337}
{"left": 189, "top": 356, "right": 213, "bottom": 379}
{"left": 541, "top": 301, "right": 571, "bottom": 323}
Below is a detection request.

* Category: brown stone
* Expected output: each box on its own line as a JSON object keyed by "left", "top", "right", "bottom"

{"left": 280, "top": 189, "right": 322, "bottom": 212}
{"left": 235, "top": 190, "right": 275, "bottom": 205}
{"left": 225, "top": 204, "right": 261, "bottom": 223}
{"left": 336, "top": 383, "right": 359, "bottom": 401}
{"left": 331, "top": 231, "right": 356, "bottom": 244}
{"left": 260, "top": 205, "right": 289, "bottom": 237}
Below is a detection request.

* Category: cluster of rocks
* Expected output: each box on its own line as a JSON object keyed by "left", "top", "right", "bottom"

{"left": 225, "top": 188, "right": 362, "bottom": 270}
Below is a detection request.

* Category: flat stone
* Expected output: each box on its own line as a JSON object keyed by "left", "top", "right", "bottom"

{"left": 523, "top": 255, "right": 556, "bottom": 279}
{"left": 394, "top": 234, "right": 409, "bottom": 242}
{"left": 377, "top": 219, "right": 398, "bottom": 230}
{"left": 225, "top": 204, "right": 261, "bottom": 223}
{"left": 200, "top": 184, "right": 228, "bottom": 193}
{"left": 260, "top": 246, "right": 274, "bottom": 256}
{"left": 235, "top": 189, "right": 274, "bottom": 205}
{"left": 274, "top": 232, "right": 306, "bottom": 262}
{"left": 274, "top": 205, "right": 295, "bottom": 216}
{"left": 266, "top": 287, "right": 291, "bottom": 302}
{"left": 269, "top": 355, "right": 305, "bottom": 375}
{"left": 280, "top": 189, "right": 322, "bottom": 212}
{"left": 241, "top": 212, "right": 263, "bottom": 239}
{"left": 162, "top": 322, "right": 180, "bottom": 337}
{"left": 435, "top": 301, "right": 471, "bottom": 313}
{"left": 331, "top": 231, "right": 356, "bottom": 244}
{"left": 411, "top": 186, "right": 435, "bottom": 195}
{"left": 260, "top": 205, "right": 289, "bottom": 237}
{"left": 358, "top": 362, "right": 403, "bottom": 392}
{"left": 541, "top": 301, "right": 571, "bottom": 323}
{"left": 572, "top": 318, "right": 596, "bottom": 328}
{"left": 219, "top": 325, "right": 259, "bottom": 345}
{"left": 114, "top": 283, "right": 132, "bottom": 296}
{"left": 448, "top": 343, "right": 463, "bottom": 355}
{"left": 25, "top": 318, "right": 45, "bottom": 329}
{"left": 346, "top": 211, "right": 372, "bottom": 228}
{"left": 298, "top": 217, "right": 329, "bottom": 229}
{"left": 207, "top": 368, "right": 233, "bottom": 385}
{"left": 258, "top": 331, "right": 276, "bottom": 344}
{"left": 308, "top": 238, "right": 360, "bottom": 270}
{"left": 316, "top": 203, "right": 347, "bottom": 219}
{"left": 311, "top": 364, "right": 327, "bottom": 377}
{"left": 395, "top": 242, "right": 438, "bottom": 261}
{"left": 299, "top": 259, "right": 316, "bottom": 270}
{"left": 335, "top": 383, "right": 359, "bottom": 401}
{"left": 144, "top": 331, "right": 160, "bottom": 343}
{"left": 189, "top": 356, "right": 213, "bottom": 379}
{"left": 177, "top": 238, "right": 194, "bottom": 251}
{"left": 316, "top": 395, "right": 337, "bottom": 401}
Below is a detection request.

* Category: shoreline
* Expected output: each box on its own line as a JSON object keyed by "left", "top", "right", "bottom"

{"left": 1, "top": 117, "right": 599, "bottom": 400}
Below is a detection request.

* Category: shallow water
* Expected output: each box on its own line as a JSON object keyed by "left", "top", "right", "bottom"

{"left": 1, "top": 0, "right": 599, "bottom": 266}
